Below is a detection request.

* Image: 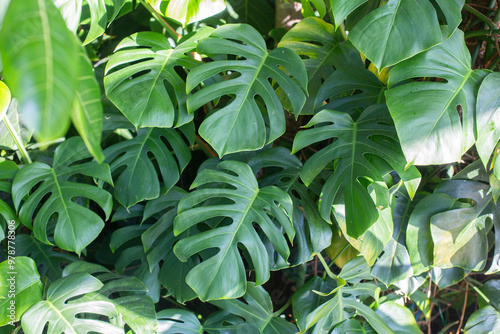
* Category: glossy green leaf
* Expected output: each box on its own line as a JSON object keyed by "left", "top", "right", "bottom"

{"left": 330, "top": 0, "right": 369, "bottom": 27}
{"left": 386, "top": 29, "right": 489, "bottom": 166}
{"left": 15, "top": 234, "right": 78, "bottom": 282}
{"left": 226, "top": 0, "right": 275, "bottom": 35}
{"left": 147, "top": 0, "right": 226, "bottom": 26}
{"left": 478, "top": 279, "right": 500, "bottom": 310}
{"left": 315, "top": 66, "right": 386, "bottom": 114}
{"left": 186, "top": 24, "right": 307, "bottom": 156}
{"left": 103, "top": 126, "right": 193, "bottom": 207}
{"left": 371, "top": 189, "right": 418, "bottom": 285}
{"left": 55, "top": 0, "right": 107, "bottom": 45}
{"left": 475, "top": 72, "right": 500, "bottom": 168}
{"left": 174, "top": 161, "right": 295, "bottom": 300}
{"left": 349, "top": 0, "right": 443, "bottom": 69}
{"left": 248, "top": 147, "right": 332, "bottom": 266}
{"left": 464, "top": 306, "right": 500, "bottom": 334}
{"left": 302, "top": 282, "right": 391, "bottom": 333}
{"left": 63, "top": 262, "right": 158, "bottom": 334}
{"left": 0, "top": 257, "right": 43, "bottom": 325}
{"left": 278, "top": 17, "right": 363, "bottom": 115}
{"left": 0, "top": 0, "right": 78, "bottom": 143}
{"left": 406, "top": 193, "right": 469, "bottom": 275}
{"left": 210, "top": 282, "right": 298, "bottom": 333}
{"left": 293, "top": 105, "right": 420, "bottom": 237}
{"left": 0, "top": 99, "right": 32, "bottom": 151}
{"left": 375, "top": 301, "right": 421, "bottom": 334}
{"left": 430, "top": 207, "right": 488, "bottom": 271}
{"left": 142, "top": 187, "right": 198, "bottom": 303}
{"left": 435, "top": 178, "right": 500, "bottom": 273}
{"left": 0, "top": 161, "right": 18, "bottom": 241}
{"left": 335, "top": 201, "right": 393, "bottom": 265}
{"left": 21, "top": 272, "right": 122, "bottom": 334}
{"left": 72, "top": 43, "right": 104, "bottom": 163}
{"left": 12, "top": 137, "right": 113, "bottom": 254}
{"left": 292, "top": 276, "right": 338, "bottom": 331}
{"left": 432, "top": 267, "right": 466, "bottom": 289}
{"left": 157, "top": 309, "right": 203, "bottom": 333}
{"left": 104, "top": 28, "right": 213, "bottom": 129}
{"left": 112, "top": 253, "right": 159, "bottom": 303}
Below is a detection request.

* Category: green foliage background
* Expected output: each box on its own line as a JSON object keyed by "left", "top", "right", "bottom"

{"left": 0, "top": 0, "right": 500, "bottom": 333}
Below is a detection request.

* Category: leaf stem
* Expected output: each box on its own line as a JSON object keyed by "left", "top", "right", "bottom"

{"left": 465, "top": 277, "right": 499, "bottom": 312}
{"left": 317, "top": 253, "right": 338, "bottom": 280}
{"left": 0, "top": 104, "right": 31, "bottom": 164}
{"left": 464, "top": 4, "right": 496, "bottom": 30}
{"left": 273, "top": 296, "right": 292, "bottom": 317}
{"left": 465, "top": 28, "right": 500, "bottom": 39}
{"left": 138, "top": 0, "right": 180, "bottom": 41}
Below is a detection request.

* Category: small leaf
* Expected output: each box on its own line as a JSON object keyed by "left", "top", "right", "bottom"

{"left": 104, "top": 28, "right": 213, "bottom": 129}
{"left": 103, "top": 126, "right": 193, "bottom": 207}
{"left": 12, "top": 137, "right": 113, "bottom": 254}
{"left": 464, "top": 306, "right": 500, "bottom": 334}
{"left": 475, "top": 72, "right": 500, "bottom": 168}
{"left": 0, "top": 257, "right": 43, "bottom": 325}
{"left": 375, "top": 301, "right": 421, "bottom": 334}
{"left": 278, "top": 17, "right": 363, "bottom": 115}
{"left": 21, "top": 273, "right": 122, "bottom": 334}
{"left": 330, "top": 0, "right": 369, "bottom": 27}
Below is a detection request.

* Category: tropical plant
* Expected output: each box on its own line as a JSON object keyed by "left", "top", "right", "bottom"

{"left": 0, "top": 0, "right": 500, "bottom": 333}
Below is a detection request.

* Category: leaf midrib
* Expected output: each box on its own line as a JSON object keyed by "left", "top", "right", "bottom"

{"left": 38, "top": 0, "right": 54, "bottom": 130}
{"left": 204, "top": 189, "right": 259, "bottom": 298}
{"left": 223, "top": 53, "right": 269, "bottom": 154}
{"left": 50, "top": 168, "right": 76, "bottom": 248}
{"left": 411, "top": 69, "right": 473, "bottom": 163}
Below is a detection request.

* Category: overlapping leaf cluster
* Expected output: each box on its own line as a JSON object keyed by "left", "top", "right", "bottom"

{"left": 0, "top": 0, "right": 500, "bottom": 333}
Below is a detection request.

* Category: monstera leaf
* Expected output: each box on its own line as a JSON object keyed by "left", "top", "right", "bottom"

{"left": 386, "top": 29, "right": 489, "bottom": 166}
{"left": 110, "top": 229, "right": 162, "bottom": 303}
{"left": 315, "top": 66, "right": 386, "bottom": 114}
{"left": 330, "top": 0, "right": 369, "bottom": 27}
{"left": 407, "top": 176, "right": 498, "bottom": 275}
{"left": 12, "top": 137, "right": 113, "bottom": 254}
{"left": 141, "top": 187, "right": 198, "bottom": 303}
{"left": 157, "top": 282, "right": 296, "bottom": 333}
{"left": 475, "top": 72, "right": 500, "bottom": 168}
{"left": 104, "top": 28, "right": 213, "bottom": 129}
{"left": 173, "top": 161, "right": 295, "bottom": 300}
{"left": 248, "top": 147, "right": 332, "bottom": 266}
{"left": 349, "top": 0, "right": 465, "bottom": 69}
{"left": 292, "top": 104, "right": 420, "bottom": 238}
{"left": 186, "top": 24, "right": 308, "bottom": 156}
{"left": 103, "top": 126, "right": 193, "bottom": 208}
{"left": 210, "top": 282, "right": 297, "bottom": 333}
{"left": 371, "top": 188, "right": 420, "bottom": 285}
{"left": 293, "top": 276, "right": 392, "bottom": 333}
{"left": 21, "top": 272, "right": 122, "bottom": 334}
{"left": 0, "top": 0, "right": 78, "bottom": 143}
{"left": 278, "top": 17, "right": 363, "bottom": 115}
{"left": 63, "top": 262, "right": 158, "bottom": 334}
